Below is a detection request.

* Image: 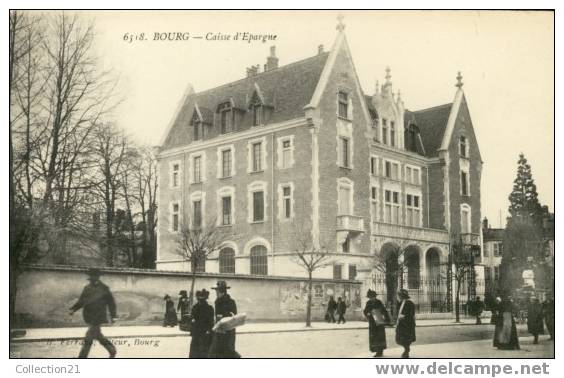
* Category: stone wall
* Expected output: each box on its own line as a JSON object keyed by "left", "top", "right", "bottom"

{"left": 14, "top": 265, "right": 363, "bottom": 328}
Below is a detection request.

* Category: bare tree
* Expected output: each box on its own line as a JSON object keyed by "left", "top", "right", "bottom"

{"left": 450, "top": 234, "right": 478, "bottom": 323}
{"left": 176, "top": 220, "right": 229, "bottom": 308}
{"left": 290, "top": 226, "right": 332, "bottom": 327}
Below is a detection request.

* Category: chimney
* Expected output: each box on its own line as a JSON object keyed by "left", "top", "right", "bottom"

{"left": 482, "top": 217, "right": 489, "bottom": 230}
{"left": 318, "top": 44, "right": 324, "bottom": 55}
{"left": 265, "top": 45, "right": 279, "bottom": 72}
{"left": 246, "top": 64, "right": 260, "bottom": 77}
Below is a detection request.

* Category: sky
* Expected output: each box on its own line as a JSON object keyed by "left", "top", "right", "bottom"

{"left": 83, "top": 10, "right": 553, "bottom": 227}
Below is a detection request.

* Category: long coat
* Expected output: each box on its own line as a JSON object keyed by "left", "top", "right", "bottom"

{"left": 542, "top": 299, "right": 554, "bottom": 339}
{"left": 493, "top": 300, "right": 520, "bottom": 350}
{"left": 70, "top": 281, "right": 117, "bottom": 326}
{"left": 363, "top": 298, "right": 390, "bottom": 352}
{"left": 189, "top": 300, "right": 214, "bottom": 358}
{"left": 178, "top": 297, "right": 190, "bottom": 318}
{"left": 395, "top": 299, "right": 416, "bottom": 346}
{"left": 209, "top": 294, "right": 240, "bottom": 358}
{"left": 527, "top": 301, "right": 544, "bottom": 335}
{"left": 163, "top": 298, "right": 178, "bottom": 326}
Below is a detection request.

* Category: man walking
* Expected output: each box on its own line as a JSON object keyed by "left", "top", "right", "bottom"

{"left": 69, "top": 268, "right": 117, "bottom": 358}
{"left": 395, "top": 289, "right": 416, "bottom": 358}
{"left": 326, "top": 296, "right": 337, "bottom": 323}
{"left": 336, "top": 297, "right": 347, "bottom": 324}
{"left": 208, "top": 281, "right": 240, "bottom": 358}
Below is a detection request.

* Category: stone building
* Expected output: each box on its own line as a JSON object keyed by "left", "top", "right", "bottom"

{"left": 156, "top": 19, "right": 484, "bottom": 314}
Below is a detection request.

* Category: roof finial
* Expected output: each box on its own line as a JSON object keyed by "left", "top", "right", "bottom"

{"left": 385, "top": 66, "right": 392, "bottom": 85}
{"left": 456, "top": 71, "right": 464, "bottom": 89}
{"left": 336, "top": 14, "right": 345, "bottom": 32}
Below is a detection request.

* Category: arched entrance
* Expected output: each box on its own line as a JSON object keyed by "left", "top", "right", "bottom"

{"left": 404, "top": 245, "right": 421, "bottom": 290}
{"left": 381, "top": 242, "right": 400, "bottom": 306}
{"left": 425, "top": 247, "right": 447, "bottom": 313}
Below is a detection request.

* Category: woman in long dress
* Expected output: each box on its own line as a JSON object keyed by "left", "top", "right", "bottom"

{"left": 189, "top": 289, "right": 214, "bottom": 358}
{"left": 163, "top": 294, "right": 178, "bottom": 327}
{"left": 527, "top": 297, "right": 544, "bottom": 344}
{"left": 363, "top": 289, "right": 390, "bottom": 357}
{"left": 493, "top": 297, "right": 520, "bottom": 350}
{"left": 395, "top": 289, "right": 416, "bottom": 358}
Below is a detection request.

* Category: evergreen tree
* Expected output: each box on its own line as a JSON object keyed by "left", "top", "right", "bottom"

{"left": 501, "top": 153, "right": 546, "bottom": 293}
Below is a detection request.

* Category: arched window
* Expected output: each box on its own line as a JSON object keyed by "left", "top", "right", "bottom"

{"left": 219, "top": 248, "right": 236, "bottom": 274}
{"left": 250, "top": 245, "right": 268, "bottom": 275}
{"left": 406, "top": 250, "right": 420, "bottom": 289}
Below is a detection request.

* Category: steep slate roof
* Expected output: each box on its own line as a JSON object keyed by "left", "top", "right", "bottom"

{"left": 162, "top": 52, "right": 330, "bottom": 150}
{"left": 483, "top": 228, "right": 505, "bottom": 241}
{"left": 405, "top": 103, "right": 453, "bottom": 158}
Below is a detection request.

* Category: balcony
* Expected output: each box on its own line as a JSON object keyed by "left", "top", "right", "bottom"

{"left": 460, "top": 233, "right": 481, "bottom": 247}
{"left": 372, "top": 222, "right": 449, "bottom": 244}
{"left": 336, "top": 215, "right": 365, "bottom": 233}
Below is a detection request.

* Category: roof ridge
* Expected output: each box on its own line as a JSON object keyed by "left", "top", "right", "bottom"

{"left": 410, "top": 102, "right": 452, "bottom": 113}
{"left": 193, "top": 51, "right": 331, "bottom": 96}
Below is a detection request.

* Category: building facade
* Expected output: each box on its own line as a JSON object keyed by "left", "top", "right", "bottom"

{"left": 156, "top": 20, "right": 484, "bottom": 313}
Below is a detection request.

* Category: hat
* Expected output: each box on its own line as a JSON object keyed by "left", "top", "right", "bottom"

{"left": 196, "top": 289, "right": 210, "bottom": 300}
{"left": 164, "top": 294, "right": 171, "bottom": 300}
{"left": 398, "top": 289, "right": 410, "bottom": 299}
{"left": 211, "top": 280, "right": 230, "bottom": 291}
{"left": 179, "top": 290, "right": 188, "bottom": 296}
{"left": 86, "top": 268, "right": 102, "bottom": 278}
{"left": 366, "top": 289, "right": 377, "bottom": 298}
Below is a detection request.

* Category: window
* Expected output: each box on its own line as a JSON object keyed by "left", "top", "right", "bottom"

{"left": 333, "top": 264, "right": 343, "bottom": 280}
{"left": 405, "top": 166, "right": 421, "bottom": 185}
{"left": 384, "top": 189, "right": 401, "bottom": 224}
{"left": 371, "top": 186, "right": 379, "bottom": 221}
{"left": 252, "top": 142, "right": 262, "bottom": 172}
{"left": 282, "top": 140, "right": 292, "bottom": 168}
{"left": 171, "top": 203, "right": 180, "bottom": 232}
{"left": 341, "top": 235, "right": 350, "bottom": 253}
{"left": 390, "top": 121, "right": 396, "bottom": 147}
{"left": 221, "top": 149, "right": 232, "bottom": 178}
{"left": 252, "top": 104, "right": 263, "bottom": 126}
{"left": 192, "top": 251, "right": 206, "bottom": 273}
{"left": 382, "top": 119, "right": 388, "bottom": 145}
{"left": 493, "top": 242, "right": 502, "bottom": 257}
{"left": 314, "top": 284, "right": 323, "bottom": 298}
{"left": 221, "top": 196, "right": 232, "bottom": 225}
{"left": 193, "top": 156, "right": 202, "bottom": 183}
{"left": 461, "top": 171, "right": 469, "bottom": 196}
{"left": 461, "top": 207, "right": 471, "bottom": 234}
{"left": 406, "top": 194, "right": 421, "bottom": 227}
{"left": 384, "top": 160, "right": 400, "bottom": 180}
{"left": 494, "top": 266, "right": 500, "bottom": 281}
{"left": 370, "top": 156, "right": 378, "bottom": 175}
{"left": 348, "top": 264, "right": 357, "bottom": 280}
{"left": 250, "top": 245, "right": 268, "bottom": 275}
{"left": 253, "top": 191, "right": 264, "bottom": 222}
{"left": 338, "top": 91, "right": 348, "bottom": 118}
{"left": 192, "top": 112, "right": 202, "bottom": 141}
{"left": 193, "top": 200, "right": 202, "bottom": 228}
{"left": 339, "top": 137, "right": 350, "bottom": 168}
{"left": 171, "top": 163, "right": 180, "bottom": 188}
{"left": 282, "top": 186, "right": 292, "bottom": 219}
{"left": 483, "top": 243, "right": 490, "bottom": 257}
{"left": 459, "top": 136, "right": 467, "bottom": 157}
{"left": 338, "top": 186, "right": 352, "bottom": 215}
{"left": 219, "top": 102, "right": 233, "bottom": 134}
{"left": 219, "top": 248, "right": 235, "bottom": 274}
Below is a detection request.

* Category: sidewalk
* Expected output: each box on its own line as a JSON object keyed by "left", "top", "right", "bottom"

{"left": 12, "top": 318, "right": 482, "bottom": 343}
{"left": 354, "top": 336, "right": 554, "bottom": 358}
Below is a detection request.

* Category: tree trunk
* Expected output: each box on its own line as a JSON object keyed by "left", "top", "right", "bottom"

{"left": 306, "top": 271, "right": 313, "bottom": 327}
{"left": 188, "top": 269, "right": 197, "bottom": 311}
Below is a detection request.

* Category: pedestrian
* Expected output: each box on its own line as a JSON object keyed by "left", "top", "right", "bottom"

{"left": 178, "top": 290, "right": 191, "bottom": 330}
{"left": 542, "top": 294, "right": 554, "bottom": 340}
{"left": 68, "top": 268, "right": 117, "bottom": 358}
{"left": 493, "top": 297, "right": 520, "bottom": 350}
{"left": 490, "top": 297, "right": 501, "bottom": 325}
{"left": 395, "top": 289, "right": 416, "bottom": 358}
{"left": 208, "top": 280, "right": 241, "bottom": 358}
{"left": 474, "top": 296, "right": 485, "bottom": 325}
{"left": 326, "top": 296, "right": 337, "bottom": 323}
{"left": 189, "top": 289, "right": 214, "bottom": 358}
{"left": 336, "top": 297, "right": 347, "bottom": 324}
{"left": 527, "top": 296, "right": 544, "bottom": 344}
{"left": 163, "top": 294, "right": 178, "bottom": 327}
{"left": 363, "top": 289, "right": 390, "bottom": 357}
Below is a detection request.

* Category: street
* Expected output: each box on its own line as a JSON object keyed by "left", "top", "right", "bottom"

{"left": 10, "top": 323, "right": 554, "bottom": 358}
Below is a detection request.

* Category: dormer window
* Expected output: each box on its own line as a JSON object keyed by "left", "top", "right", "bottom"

{"left": 338, "top": 91, "right": 348, "bottom": 119}
{"left": 218, "top": 102, "right": 233, "bottom": 134}
{"left": 459, "top": 136, "right": 468, "bottom": 157}
{"left": 252, "top": 102, "right": 263, "bottom": 126}
{"left": 191, "top": 112, "right": 203, "bottom": 141}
